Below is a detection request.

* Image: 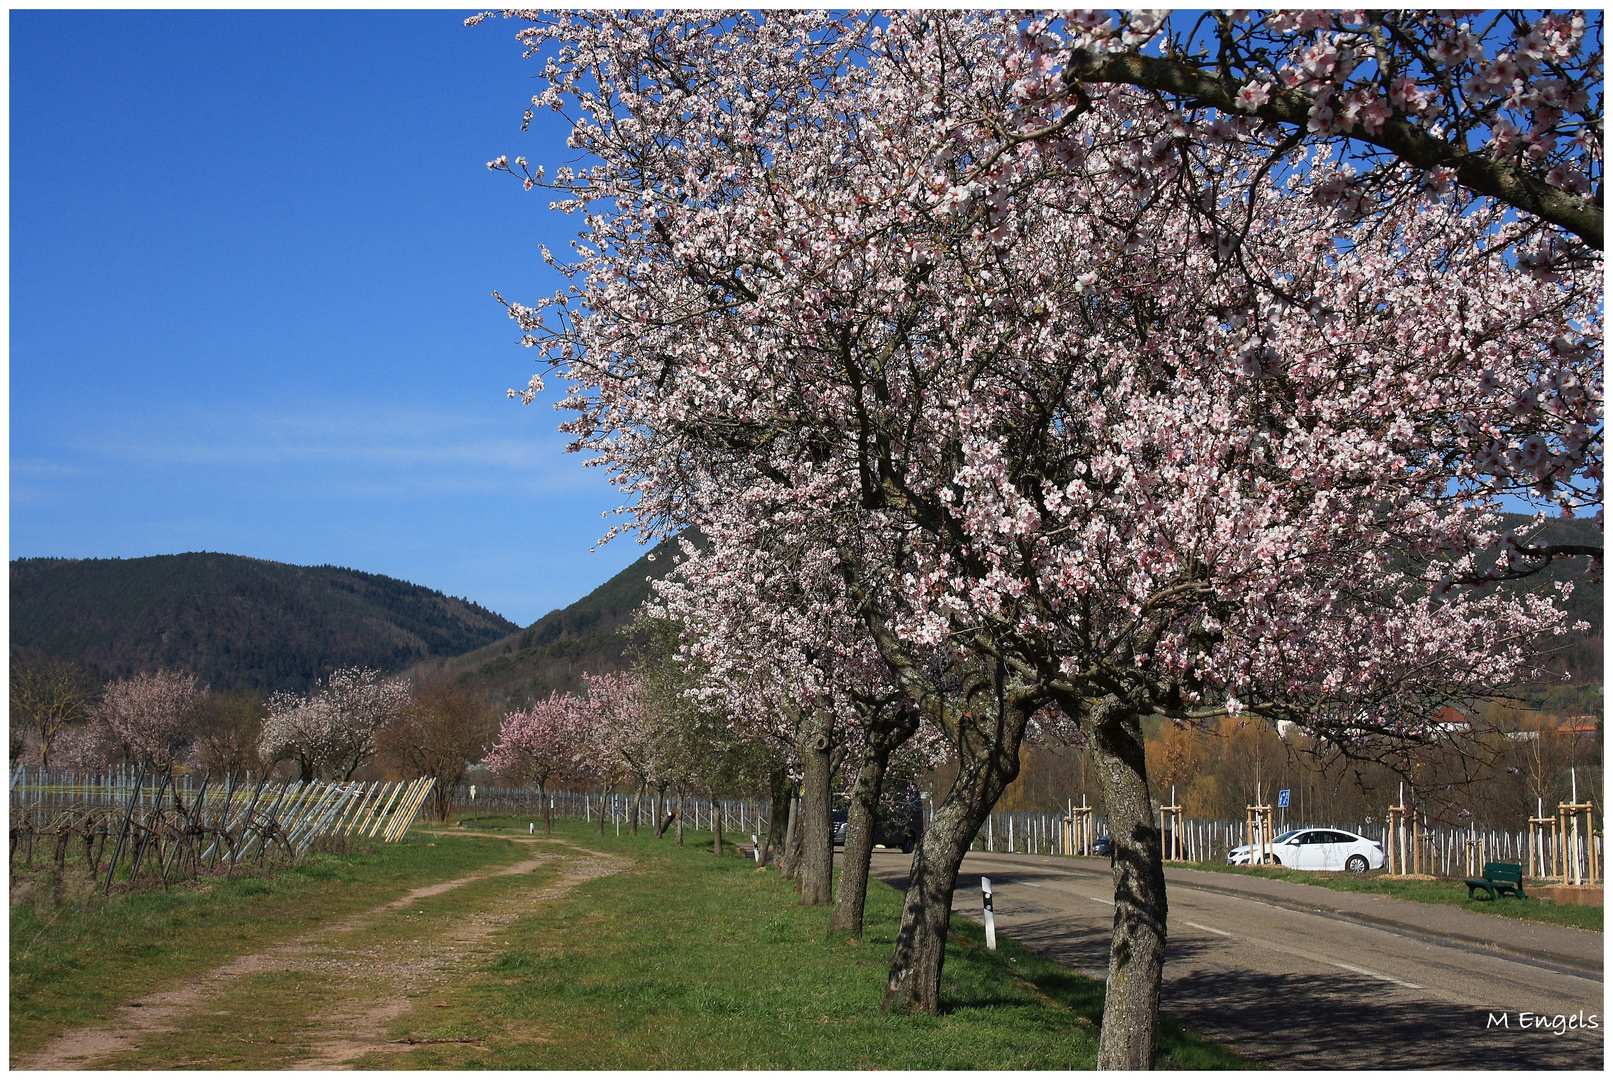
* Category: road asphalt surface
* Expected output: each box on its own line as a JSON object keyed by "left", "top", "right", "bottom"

{"left": 863, "top": 849, "right": 1603, "bottom": 1070}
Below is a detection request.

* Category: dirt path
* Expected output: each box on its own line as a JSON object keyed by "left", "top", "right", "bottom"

{"left": 17, "top": 835, "right": 629, "bottom": 1071}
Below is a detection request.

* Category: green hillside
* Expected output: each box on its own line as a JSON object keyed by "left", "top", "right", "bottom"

{"left": 10, "top": 553, "right": 519, "bottom": 693}
{"left": 407, "top": 534, "right": 695, "bottom": 708}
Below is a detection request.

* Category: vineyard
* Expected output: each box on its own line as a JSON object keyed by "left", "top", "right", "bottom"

{"left": 9, "top": 766, "right": 434, "bottom": 893}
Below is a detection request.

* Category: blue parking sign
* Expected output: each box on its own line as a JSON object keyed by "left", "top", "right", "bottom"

{"left": 1277, "top": 789, "right": 1290, "bottom": 808}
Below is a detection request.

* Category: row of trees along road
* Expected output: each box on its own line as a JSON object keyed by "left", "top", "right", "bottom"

{"left": 472, "top": 10, "right": 1603, "bottom": 1069}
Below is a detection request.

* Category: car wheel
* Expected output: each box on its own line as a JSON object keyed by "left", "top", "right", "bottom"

{"left": 901, "top": 839, "right": 914, "bottom": 854}
{"left": 1346, "top": 854, "right": 1368, "bottom": 874}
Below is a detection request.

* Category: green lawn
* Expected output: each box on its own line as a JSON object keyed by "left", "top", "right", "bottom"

{"left": 12, "top": 816, "right": 1251, "bottom": 1069}
{"left": 364, "top": 817, "right": 1250, "bottom": 1070}
{"left": 1183, "top": 861, "right": 1603, "bottom": 932}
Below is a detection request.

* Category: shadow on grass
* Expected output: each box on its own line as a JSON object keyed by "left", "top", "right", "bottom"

{"left": 942, "top": 915, "right": 1249, "bottom": 1069}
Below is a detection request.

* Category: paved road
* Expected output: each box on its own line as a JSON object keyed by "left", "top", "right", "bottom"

{"left": 864, "top": 849, "right": 1604, "bottom": 1070}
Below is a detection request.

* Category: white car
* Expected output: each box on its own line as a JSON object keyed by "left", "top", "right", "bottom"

{"left": 1227, "top": 828, "right": 1384, "bottom": 873}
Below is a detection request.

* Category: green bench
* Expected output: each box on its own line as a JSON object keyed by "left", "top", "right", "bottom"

{"left": 1464, "top": 861, "right": 1527, "bottom": 901}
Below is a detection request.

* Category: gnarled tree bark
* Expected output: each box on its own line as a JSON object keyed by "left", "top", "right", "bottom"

{"left": 882, "top": 658, "right": 1038, "bottom": 1014}
{"left": 763, "top": 765, "right": 791, "bottom": 865}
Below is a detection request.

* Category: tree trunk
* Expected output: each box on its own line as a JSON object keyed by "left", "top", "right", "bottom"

{"left": 713, "top": 796, "right": 724, "bottom": 856}
{"left": 1084, "top": 696, "right": 1167, "bottom": 1070}
{"left": 597, "top": 788, "right": 607, "bottom": 836}
{"left": 884, "top": 679, "right": 1029, "bottom": 1014}
{"left": 630, "top": 784, "right": 641, "bottom": 837}
{"left": 675, "top": 787, "right": 686, "bottom": 847}
{"left": 796, "top": 709, "right": 836, "bottom": 905}
{"left": 831, "top": 707, "right": 917, "bottom": 935}
{"left": 653, "top": 783, "right": 675, "bottom": 839}
{"left": 765, "top": 766, "right": 790, "bottom": 864}
{"left": 541, "top": 782, "right": 552, "bottom": 833}
{"left": 780, "top": 794, "right": 802, "bottom": 879}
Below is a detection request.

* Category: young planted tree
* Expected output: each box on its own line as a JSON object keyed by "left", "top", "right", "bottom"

{"left": 479, "top": 9, "right": 1598, "bottom": 1067}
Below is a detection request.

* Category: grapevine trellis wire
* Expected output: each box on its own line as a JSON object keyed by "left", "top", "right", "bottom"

{"left": 451, "top": 784, "right": 774, "bottom": 836}
{"left": 9, "top": 765, "right": 436, "bottom": 892}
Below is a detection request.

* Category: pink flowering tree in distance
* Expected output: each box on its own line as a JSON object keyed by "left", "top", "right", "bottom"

{"left": 579, "top": 670, "right": 643, "bottom": 836}
{"left": 475, "top": 10, "right": 1600, "bottom": 1066}
{"left": 97, "top": 669, "right": 202, "bottom": 769}
{"left": 484, "top": 691, "right": 591, "bottom": 832}
{"left": 584, "top": 667, "right": 666, "bottom": 837}
{"left": 635, "top": 602, "right": 800, "bottom": 858}
{"left": 260, "top": 666, "right": 411, "bottom": 781}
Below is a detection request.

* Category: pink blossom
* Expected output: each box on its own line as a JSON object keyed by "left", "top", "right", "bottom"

{"left": 1234, "top": 81, "right": 1272, "bottom": 111}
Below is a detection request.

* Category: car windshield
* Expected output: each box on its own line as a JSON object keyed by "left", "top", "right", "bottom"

{"left": 1272, "top": 831, "right": 1301, "bottom": 843}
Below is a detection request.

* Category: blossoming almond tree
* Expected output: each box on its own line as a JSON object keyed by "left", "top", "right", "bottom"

{"left": 649, "top": 510, "right": 946, "bottom": 928}
{"left": 97, "top": 669, "right": 201, "bottom": 769}
{"left": 476, "top": 9, "right": 1598, "bottom": 1067}
{"left": 484, "top": 690, "right": 592, "bottom": 832}
{"left": 579, "top": 670, "right": 643, "bottom": 835}
{"left": 648, "top": 529, "right": 848, "bottom": 901}
{"left": 260, "top": 666, "right": 411, "bottom": 781}
{"left": 1059, "top": 10, "right": 1603, "bottom": 249}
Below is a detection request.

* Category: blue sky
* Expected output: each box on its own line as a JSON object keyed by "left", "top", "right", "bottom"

{"left": 11, "top": 10, "right": 640, "bottom": 626}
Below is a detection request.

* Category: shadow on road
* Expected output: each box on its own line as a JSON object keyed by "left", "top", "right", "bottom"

{"left": 867, "top": 859, "right": 1602, "bottom": 1071}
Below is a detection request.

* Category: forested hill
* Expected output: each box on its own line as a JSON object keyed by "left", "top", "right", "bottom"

{"left": 1495, "top": 512, "right": 1602, "bottom": 685}
{"left": 10, "top": 554, "right": 519, "bottom": 693}
{"left": 407, "top": 534, "right": 695, "bottom": 708}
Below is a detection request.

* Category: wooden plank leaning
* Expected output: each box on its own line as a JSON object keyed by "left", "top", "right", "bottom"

{"left": 367, "top": 782, "right": 405, "bottom": 839}
{"left": 385, "top": 777, "right": 435, "bottom": 843}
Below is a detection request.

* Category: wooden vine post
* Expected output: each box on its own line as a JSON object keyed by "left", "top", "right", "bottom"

{"left": 1068, "top": 795, "right": 1094, "bottom": 857}
{"left": 1160, "top": 786, "right": 1184, "bottom": 862}
{"left": 1245, "top": 788, "right": 1274, "bottom": 866}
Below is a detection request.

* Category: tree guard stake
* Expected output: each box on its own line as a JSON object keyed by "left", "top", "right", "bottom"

{"left": 981, "top": 876, "right": 996, "bottom": 950}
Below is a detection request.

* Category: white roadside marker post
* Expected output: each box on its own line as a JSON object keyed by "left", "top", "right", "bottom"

{"left": 752, "top": 833, "right": 761, "bottom": 862}
{"left": 529, "top": 822, "right": 534, "bottom": 835}
{"left": 981, "top": 876, "right": 997, "bottom": 949}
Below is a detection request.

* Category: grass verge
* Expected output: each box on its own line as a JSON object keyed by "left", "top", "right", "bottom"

{"left": 362, "top": 817, "right": 1251, "bottom": 1070}
{"left": 9, "top": 831, "right": 527, "bottom": 1060}
{"left": 1184, "top": 861, "right": 1602, "bottom": 932}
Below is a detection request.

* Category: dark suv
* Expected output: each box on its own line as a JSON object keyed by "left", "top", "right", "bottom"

{"left": 832, "top": 787, "right": 923, "bottom": 854}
